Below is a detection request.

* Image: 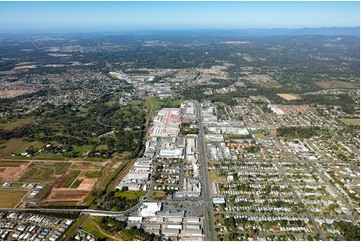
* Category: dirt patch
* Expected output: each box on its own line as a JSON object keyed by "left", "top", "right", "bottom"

{"left": 277, "top": 93, "right": 301, "bottom": 101}
{"left": 0, "top": 162, "right": 30, "bottom": 182}
{"left": 0, "top": 90, "right": 33, "bottom": 98}
{"left": 42, "top": 178, "right": 96, "bottom": 203}
{"left": 43, "top": 189, "right": 89, "bottom": 203}
{"left": 70, "top": 161, "right": 104, "bottom": 170}
{"left": 77, "top": 178, "right": 97, "bottom": 190}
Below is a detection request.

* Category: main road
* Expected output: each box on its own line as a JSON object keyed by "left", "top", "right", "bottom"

{"left": 194, "top": 100, "right": 216, "bottom": 241}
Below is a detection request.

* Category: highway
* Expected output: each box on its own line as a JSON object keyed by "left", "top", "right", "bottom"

{"left": 194, "top": 100, "right": 216, "bottom": 241}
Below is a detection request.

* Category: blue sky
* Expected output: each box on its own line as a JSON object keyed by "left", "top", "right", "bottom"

{"left": 0, "top": 1, "right": 359, "bottom": 32}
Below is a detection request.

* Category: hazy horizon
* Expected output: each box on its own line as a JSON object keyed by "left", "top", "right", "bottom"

{"left": 0, "top": 1, "right": 359, "bottom": 33}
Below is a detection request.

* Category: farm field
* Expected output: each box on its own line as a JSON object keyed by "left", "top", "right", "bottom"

{"left": 315, "top": 81, "right": 359, "bottom": 89}
{"left": 0, "top": 190, "right": 28, "bottom": 208}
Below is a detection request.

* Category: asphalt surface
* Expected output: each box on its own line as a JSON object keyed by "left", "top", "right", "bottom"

{"left": 194, "top": 100, "right": 216, "bottom": 241}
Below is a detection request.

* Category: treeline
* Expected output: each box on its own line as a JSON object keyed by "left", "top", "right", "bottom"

{"left": 334, "top": 221, "right": 360, "bottom": 241}
{"left": 95, "top": 190, "right": 138, "bottom": 211}
{"left": 1, "top": 93, "right": 146, "bottom": 159}
{"left": 277, "top": 126, "right": 326, "bottom": 139}
{"left": 98, "top": 217, "right": 161, "bottom": 241}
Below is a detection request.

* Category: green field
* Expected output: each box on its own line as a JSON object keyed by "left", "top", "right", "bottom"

{"left": 0, "top": 117, "right": 33, "bottom": 131}
{"left": 81, "top": 217, "right": 122, "bottom": 240}
{"left": 316, "top": 81, "right": 359, "bottom": 89}
{"left": 96, "top": 145, "right": 108, "bottom": 151}
{"left": 20, "top": 162, "right": 71, "bottom": 182}
{"left": 150, "top": 191, "right": 166, "bottom": 200}
{"left": 0, "top": 190, "right": 28, "bottom": 208}
{"left": 340, "top": 118, "right": 360, "bottom": 126}
{"left": 71, "top": 179, "right": 83, "bottom": 188}
{"left": 73, "top": 145, "right": 94, "bottom": 155}
{"left": 62, "top": 170, "right": 81, "bottom": 188}
{"left": 214, "top": 101, "right": 227, "bottom": 106}
{"left": 249, "top": 129, "right": 264, "bottom": 135}
{"left": 0, "top": 138, "right": 33, "bottom": 157}
{"left": 85, "top": 171, "right": 102, "bottom": 178}
{"left": 34, "top": 152, "right": 66, "bottom": 160}
{"left": 145, "top": 97, "right": 185, "bottom": 112}
{"left": 0, "top": 160, "right": 28, "bottom": 167}
{"left": 114, "top": 190, "right": 147, "bottom": 200}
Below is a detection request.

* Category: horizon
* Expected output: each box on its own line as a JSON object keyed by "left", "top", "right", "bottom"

{"left": 0, "top": 1, "right": 359, "bottom": 33}
{"left": 0, "top": 26, "right": 360, "bottom": 36}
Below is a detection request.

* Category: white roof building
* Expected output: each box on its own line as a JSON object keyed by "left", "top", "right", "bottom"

{"left": 213, "top": 197, "right": 226, "bottom": 204}
{"left": 139, "top": 202, "right": 162, "bottom": 217}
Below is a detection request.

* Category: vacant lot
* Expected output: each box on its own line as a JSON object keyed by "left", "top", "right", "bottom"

{"left": 340, "top": 119, "right": 360, "bottom": 126}
{"left": 58, "top": 170, "right": 81, "bottom": 188}
{"left": 0, "top": 161, "right": 30, "bottom": 182}
{"left": 43, "top": 178, "right": 97, "bottom": 204}
{"left": 85, "top": 171, "right": 102, "bottom": 178}
{"left": 150, "top": 191, "right": 166, "bottom": 201}
{"left": 0, "top": 90, "right": 32, "bottom": 98}
{"left": 82, "top": 216, "right": 122, "bottom": 240}
{"left": 209, "top": 170, "right": 227, "bottom": 183}
{"left": 0, "top": 190, "right": 28, "bottom": 208}
{"left": 0, "top": 138, "right": 32, "bottom": 157}
{"left": 0, "top": 160, "right": 28, "bottom": 167}
{"left": 20, "top": 162, "right": 71, "bottom": 182}
{"left": 115, "top": 190, "right": 147, "bottom": 200}
{"left": 44, "top": 189, "right": 89, "bottom": 203}
{"left": 277, "top": 93, "right": 302, "bottom": 101}
{"left": 255, "top": 133, "right": 267, "bottom": 140}
{"left": 315, "top": 81, "right": 359, "bottom": 89}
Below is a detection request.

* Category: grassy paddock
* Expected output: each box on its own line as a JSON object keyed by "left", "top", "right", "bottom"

{"left": 0, "top": 117, "right": 33, "bottom": 131}
{"left": 0, "top": 138, "right": 33, "bottom": 158}
{"left": 150, "top": 191, "right": 166, "bottom": 200}
{"left": 0, "top": 160, "right": 28, "bottom": 167}
{"left": 0, "top": 190, "right": 28, "bottom": 208}
{"left": 62, "top": 170, "right": 81, "bottom": 188}
{"left": 209, "top": 170, "right": 227, "bottom": 183}
{"left": 340, "top": 118, "right": 360, "bottom": 126}
{"left": 114, "top": 190, "right": 147, "bottom": 200}
{"left": 71, "top": 179, "right": 83, "bottom": 189}
{"left": 316, "top": 81, "right": 359, "bottom": 89}
{"left": 85, "top": 171, "right": 102, "bottom": 178}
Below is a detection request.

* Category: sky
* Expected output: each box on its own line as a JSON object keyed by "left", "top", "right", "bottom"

{"left": 0, "top": 1, "right": 359, "bottom": 32}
